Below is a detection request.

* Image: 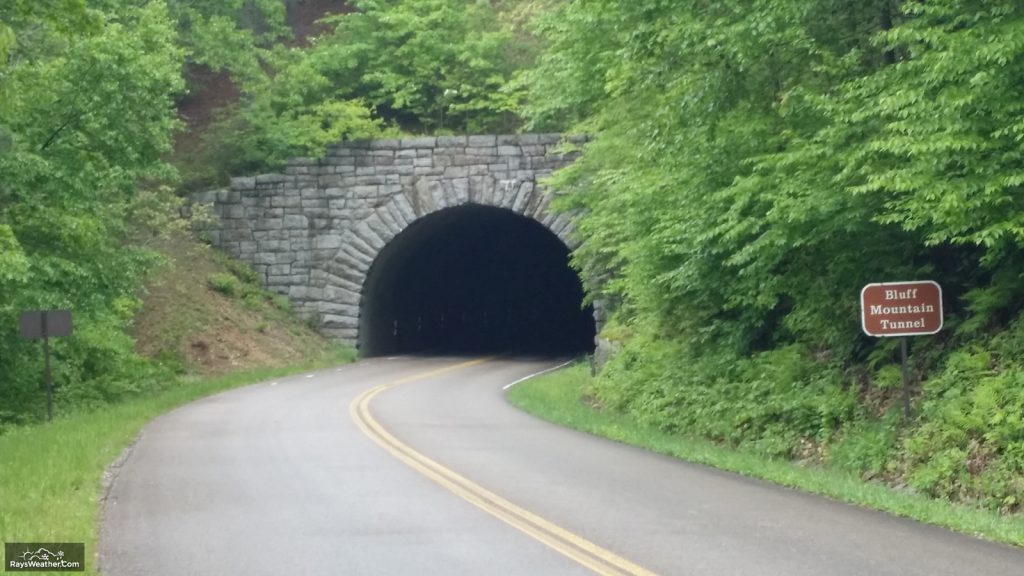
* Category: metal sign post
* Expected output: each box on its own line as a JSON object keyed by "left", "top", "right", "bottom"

{"left": 860, "top": 281, "right": 943, "bottom": 420}
{"left": 18, "top": 310, "right": 73, "bottom": 422}
{"left": 900, "top": 337, "right": 911, "bottom": 420}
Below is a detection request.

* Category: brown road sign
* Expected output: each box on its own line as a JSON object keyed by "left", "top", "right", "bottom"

{"left": 861, "top": 281, "right": 943, "bottom": 337}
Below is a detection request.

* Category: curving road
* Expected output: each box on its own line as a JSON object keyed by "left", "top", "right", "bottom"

{"left": 100, "top": 357, "right": 1024, "bottom": 575}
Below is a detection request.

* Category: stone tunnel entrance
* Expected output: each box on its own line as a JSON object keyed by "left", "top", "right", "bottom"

{"left": 358, "top": 204, "right": 595, "bottom": 357}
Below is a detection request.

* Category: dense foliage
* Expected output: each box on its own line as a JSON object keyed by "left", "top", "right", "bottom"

{"left": 0, "top": 1, "right": 185, "bottom": 428}
{"left": 187, "top": 0, "right": 531, "bottom": 187}
{"left": 525, "top": 0, "right": 1024, "bottom": 511}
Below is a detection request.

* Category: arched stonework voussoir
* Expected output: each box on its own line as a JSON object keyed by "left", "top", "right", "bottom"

{"left": 396, "top": 174, "right": 579, "bottom": 248}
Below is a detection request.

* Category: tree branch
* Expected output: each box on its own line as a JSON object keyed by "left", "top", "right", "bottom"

{"left": 39, "top": 111, "right": 80, "bottom": 151}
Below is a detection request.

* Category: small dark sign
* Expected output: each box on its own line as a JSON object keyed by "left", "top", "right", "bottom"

{"left": 18, "top": 310, "right": 73, "bottom": 421}
{"left": 4, "top": 543, "right": 85, "bottom": 572}
{"left": 19, "top": 310, "right": 73, "bottom": 339}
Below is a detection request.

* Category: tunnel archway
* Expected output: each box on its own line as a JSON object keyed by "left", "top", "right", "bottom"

{"left": 358, "top": 204, "right": 595, "bottom": 357}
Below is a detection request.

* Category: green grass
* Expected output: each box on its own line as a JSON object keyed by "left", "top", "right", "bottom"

{"left": 0, "top": 346, "right": 355, "bottom": 575}
{"left": 507, "top": 363, "right": 1024, "bottom": 548}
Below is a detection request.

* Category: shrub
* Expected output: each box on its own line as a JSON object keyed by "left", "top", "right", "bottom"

{"left": 207, "top": 273, "right": 243, "bottom": 297}
{"left": 901, "top": 331, "right": 1024, "bottom": 508}
{"left": 223, "top": 258, "right": 259, "bottom": 284}
{"left": 597, "top": 329, "right": 856, "bottom": 459}
{"left": 829, "top": 415, "right": 899, "bottom": 478}
{"left": 269, "top": 294, "right": 291, "bottom": 312}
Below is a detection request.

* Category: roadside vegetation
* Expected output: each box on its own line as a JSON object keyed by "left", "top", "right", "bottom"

{"left": 508, "top": 364, "right": 1024, "bottom": 546}
{"left": 522, "top": 0, "right": 1024, "bottom": 520}
{"left": 0, "top": 351, "right": 353, "bottom": 575}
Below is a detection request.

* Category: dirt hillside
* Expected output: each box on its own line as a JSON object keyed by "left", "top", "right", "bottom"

{"left": 132, "top": 233, "right": 339, "bottom": 376}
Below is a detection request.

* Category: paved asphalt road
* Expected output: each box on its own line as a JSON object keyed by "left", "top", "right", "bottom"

{"left": 100, "top": 357, "right": 1024, "bottom": 575}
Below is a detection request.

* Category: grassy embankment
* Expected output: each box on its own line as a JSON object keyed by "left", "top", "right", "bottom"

{"left": 0, "top": 233, "right": 356, "bottom": 574}
{"left": 0, "top": 350, "right": 354, "bottom": 574}
{"left": 507, "top": 363, "right": 1024, "bottom": 547}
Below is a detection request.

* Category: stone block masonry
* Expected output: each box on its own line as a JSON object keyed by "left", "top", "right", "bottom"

{"left": 195, "top": 134, "right": 591, "bottom": 345}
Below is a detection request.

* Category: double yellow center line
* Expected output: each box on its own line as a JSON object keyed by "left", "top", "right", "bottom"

{"left": 350, "top": 358, "right": 658, "bottom": 576}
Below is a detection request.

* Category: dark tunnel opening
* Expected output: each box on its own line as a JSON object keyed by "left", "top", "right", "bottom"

{"left": 358, "top": 205, "right": 595, "bottom": 357}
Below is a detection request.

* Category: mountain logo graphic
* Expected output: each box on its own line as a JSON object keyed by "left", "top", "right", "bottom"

{"left": 19, "top": 548, "right": 65, "bottom": 562}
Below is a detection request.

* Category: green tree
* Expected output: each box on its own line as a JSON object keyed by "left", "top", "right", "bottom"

{"left": 167, "top": 0, "right": 289, "bottom": 86}
{"left": 525, "top": 0, "right": 1024, "bottom": 354}
{"left": 520, "top": 0, "right": 1024, "bottom": 505}
{"left": 315, "top": 0, "right": 522, "bottom": 133}
{"left": 0, "top": 1, "right": 185, "bottom": 426}
{"left": 190, "top": 0, "right": 531, "bottom": 184}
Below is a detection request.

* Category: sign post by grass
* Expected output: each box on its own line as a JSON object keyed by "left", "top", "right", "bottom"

{"left": 860, "top": 281, "right": 943, "bottom": 419}
{"left": 19, "top": 310, "right": 73, "bottom": 422}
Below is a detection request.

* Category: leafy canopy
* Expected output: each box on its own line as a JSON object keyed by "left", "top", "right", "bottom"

{"left": 0, "top": 1, "right": 184, "bottom": 426}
